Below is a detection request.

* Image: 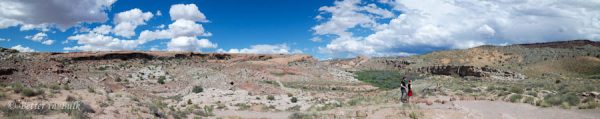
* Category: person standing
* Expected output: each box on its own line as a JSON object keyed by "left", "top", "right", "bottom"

{"left": 407, "top": 80, "right": 413, "bottom": 103}
{"left": 400, "top": 77, "right": 407, "bottom": 103}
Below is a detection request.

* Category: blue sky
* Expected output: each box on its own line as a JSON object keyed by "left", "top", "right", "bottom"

{"left": 0, "top": 0, "right": 331, "bottom": 57}
{"left": 0, "top": 0, "right": 599, "bottom": 59}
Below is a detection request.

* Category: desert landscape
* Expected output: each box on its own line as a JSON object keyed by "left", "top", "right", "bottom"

{"left": 0, "top": 40, "right": 599, "bottom": 119}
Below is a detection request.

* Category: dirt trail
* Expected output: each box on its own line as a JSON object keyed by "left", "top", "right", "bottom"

{"left": 208, "top": 101, "right": 600, "bottom": 119}
{"left": 453, "top": 101, "right": 600, "bottom": 119}
{"left": 214, "top": 110, "right": 293, "bottom": 119}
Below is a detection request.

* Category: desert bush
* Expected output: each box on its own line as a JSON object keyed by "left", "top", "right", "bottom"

{"left": 537, "top": 100, "right": 552, "bottom": 107}
{"left": 66, "top": 95, "right": 77, "bottom": 102}
{"left": 544, "top": 93, "right": 580, "bottom": 106}
{"left": 50, "top": 84, "right": 61, "bottom": 90}
{"left": 523, "top": 97, "right": 535, "bottom": 105}
{"left": 87, "top": 86, "right": 95, "bottom": 93}
{"left": 0, "top": 92, "right": 5, "bottom": 100}
{"left": 201, "top": 105, "right": 215, "bottom": 116}
{"left": 62, "top": 101, "right": 94, "bottom": 119}
{"left": 192, "top": 86, "right": 203, "bottom": 93}
{"left": 560, "top": 102, "right": 571, "bottom": 109}
{"left": 235, "top": 103, "right": 251, "bottom": 110}
{"left": 63, "top": 84, "right": 71, "bottom": 90}
{"left": 562, "top": 93, "right": 581, "bottom": 106}
{"left": 97, "top": 66, "right": 107, "bottom": 71}
{"left": 267, "top": 95, "right": 275, "bottom": 101}
{"left": 115, "top": 77, "right": 122, "bottom": 82}
{"left": 408, "top": 111, "right": 423, "bottom": 119}
{"left": 157, "top": 76, "right": 166, "bottom": 84}
{"left": 12, "top": 82, "right": 24, "bottom": 93}
{"left": 287, "top": 105, "right": 301, "bottom": 111}
{"left": 509, "top": 94, "right": 523, "bottom": 102}
{"left": 1, "top": 104, "right": 32, "bottom": 119}
{"left": 497, "top": 91, "right": 511, "bottom": 97}
{"left": 21, "top": 88, "right": 43, "bottom": 97}
{"left": 355, "top": 70, "right": 404, "bottom": 89}
{"left": 262, "top": 80, "right": 276, "bottom": 85}
{"left": 578, "top": 102, "right": 598, "bottom": 109}
{"left": 347, "top": 97, "right": 365, "bottom": 106}
{"left": 170, "top": 110, "right": 190, "bottom": 119}
{"left": 509, "top": 86, "right": 524, "bottom": 94}
{"left": 291, "top": 97, "right": 298, "bottom": 103}
{"left": 289, "top": 112, "right": 318, "bottom": 119}
{"left": 526, "top": 91, "right": 537, "bottom": 97}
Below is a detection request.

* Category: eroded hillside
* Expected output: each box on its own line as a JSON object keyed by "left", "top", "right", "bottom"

{"left": 0, "top": 40, "right": 599, "bottom": 119}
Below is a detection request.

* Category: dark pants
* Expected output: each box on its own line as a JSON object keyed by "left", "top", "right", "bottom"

{"left": 400, "top": 90, "right": 407, "bottom": 102}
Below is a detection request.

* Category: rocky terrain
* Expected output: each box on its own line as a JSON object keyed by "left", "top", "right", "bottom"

{"left": 0, "top": 40, "right": 599, "bottom": 119}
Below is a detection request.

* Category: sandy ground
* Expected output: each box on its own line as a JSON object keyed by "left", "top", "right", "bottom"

{"left": 453, "top": 101, "right": 600, "bottom": 119}
{"left": 211, "top": 100, "right": 600, "bottom": 119}
{"left": 214, "top": 110, "right": 293, "bottom": 119}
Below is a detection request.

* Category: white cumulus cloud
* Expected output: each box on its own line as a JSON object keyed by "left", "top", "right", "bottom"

{"left": 167, "top": 36, "right": 216, "bottom": 51}
{"left": 65, "top": 4, "right": 215, "bottom": 52}
{"left": 0, "top": 0, "right": 116, "bottom": 30}
{"left": 138, "top": 19, "right": 210, "bottom": 43}
{"left": 11, "top": 45, "right": 35, "bottom": 52}
{"left": 92, "top": 25, "right": 112, "bottom": 35}
{"left": 314, "top": 0, "right": 600, "bottom": 58}
{"left": 217, "top": 44, "right": 302, "bottom": 54}
{"left": 169, "top": 4, "right": 208, "bottom": 22}
{"left": 24, "top": 32, "right": 54, "bottom": 45}
{"left": 64, "top": 32, "right": 139, "bottom": 51}
{"left": 113, "top": 8, "right": 154, "bottom": 38}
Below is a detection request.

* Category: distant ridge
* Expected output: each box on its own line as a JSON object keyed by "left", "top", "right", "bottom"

{"left": 515, "top": 39, "right": 600, "bottom": 48}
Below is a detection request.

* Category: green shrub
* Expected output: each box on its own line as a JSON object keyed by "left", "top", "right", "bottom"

{"left": 61, "top": 101, "right": 94, "bottom": 119}
{"left": 63, "top": 84, "right": 71, "bottom": 90}
{"left": 1, "top": 104, "right": 32, "bottom": 119}
{"left": 578, "top": 102, "right": 598, "bottom": 109}
{"left": 291, "top": 97, "right": 298, "bottom": 103}
{"left": 157, "top": 76, "right": 166, "bottom": 84}
{"left": 526, "top": 91, "right": 537, "bottom": 97}
{"left": 560, "top": 102, "right": 571, "bottom": 109}
{"left": 355, "top": 70, "right": 404, "bottom": 89}
{"left": 66, "top": 96, "right": 77, "bottom": 102}
{"left": 267, "top": 95, "right": 275, "bottom": 101}
{"left": 409, "top": 111, "right": 422, "bottom": 119}
{"left": 497, "top": 91, "right": 511, "bottom": 97}
{"left": 562, "top": 93, "right": 580, "bottom": 106}
{"left": 509, "top": 94, "right": 523, "bottom": 103}
{"left": 289, "top": 112, "right": 317, "bottom": 119}
{"left": 12, "top": 82, "right": 24, "bottom": 93}
{"left": 462, "top": 88, "right": 474, "bottom": 93}
{"left": 509, "top": 86, "right": 524, "bottom": 94}
{"left": 50, "top": 84, "right": 61, "bottom": 90}
{"left": 87, "top": 86, "right": 95, "bottom": 93}
{"left": 115, "top": 77, "right": 122, "bottom": 82}
{"left": 523, "top": 97, "right": 535, "bottom": 104}
{"left": 234, "top": 103, "right": 251, "bottom": 110}
{"left": 544, "top": 95, "right": 562, "bottom": 106}
{"left": 198, "top": 105, "right": 214, "bottom": 117}
{"left": 544, "top": 93, "right": 580, "bottom": 106}
{"left": 97, "top": 66, "right": 107, "bottom": 71}
{"left": 192, "top": 86, "right": 203, "bottom": 93}
{"left": 21, "top": 88, "right": 43, "bottom": 97}
{"left": 537, "top": 100, "right": 552, "bottom": 108}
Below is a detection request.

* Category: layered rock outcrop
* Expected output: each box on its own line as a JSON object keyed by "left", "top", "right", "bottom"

{"left": 417, "top": 65, "right": 525, "bottom": 80}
